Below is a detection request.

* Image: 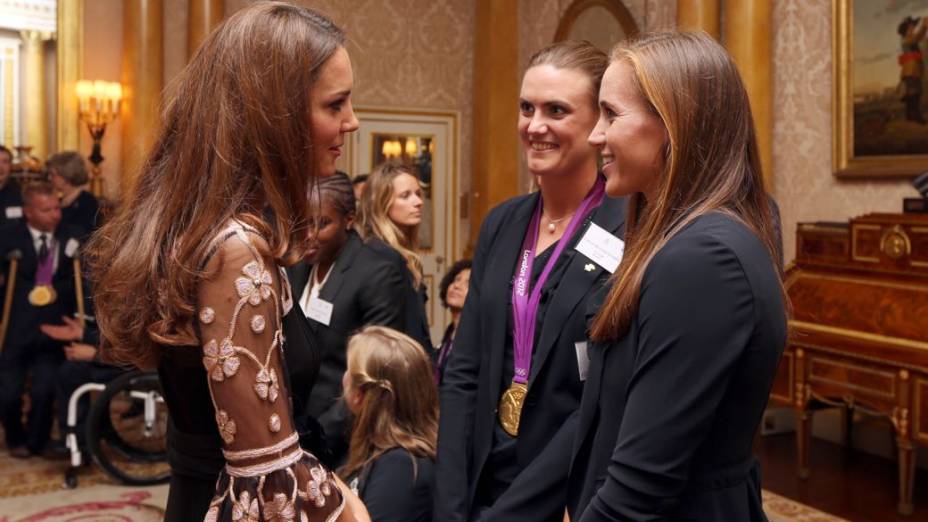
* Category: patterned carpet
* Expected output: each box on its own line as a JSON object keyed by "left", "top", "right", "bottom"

{"left": 0, "top": 447, "right": 845, "bottom": 521}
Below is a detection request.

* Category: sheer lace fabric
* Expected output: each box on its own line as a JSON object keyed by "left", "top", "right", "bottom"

{"left": 198, "top": 222, "right": 343, "bottom": 522}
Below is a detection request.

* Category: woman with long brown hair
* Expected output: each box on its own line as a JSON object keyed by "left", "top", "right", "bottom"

{"left": 340, "top": 326, "right": 438, "bottom": 522}
{"left": 87, "top": 3, "right": 367, "bottom": 520}
{"left": 355, "top": 164, "right": 431, "bottom": 350}
{"left": 561, "top": 32, "right": 787, "bottom": 521}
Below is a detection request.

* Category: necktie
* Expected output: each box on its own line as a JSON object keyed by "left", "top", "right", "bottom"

{"left": 38, "top": 234, "right": 49, "bottom": 263}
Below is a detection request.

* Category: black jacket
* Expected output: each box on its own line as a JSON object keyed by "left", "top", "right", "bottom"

{"left": 0, "top": 179, "right": 23, "bottom": 227}
{"left": 434, "top": 191, "right": 627, "bottom": 522}
{"left": 364, "top": 237, "right": 432, "bottom": 350}
{"left": 562, "top": 213, "right": 786, "bottom": 521}
{"left": 0, "top": 221, "right": 84, "bottom": 349}
{"left": 285, "top": 232, "right": 408, "bottom": 463}
{"left": 62, "top": 190, "right": 101, "bottom": 239}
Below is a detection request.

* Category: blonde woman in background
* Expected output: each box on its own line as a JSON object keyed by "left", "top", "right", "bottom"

{"left": 340, "top": 326, "right": 437, "bottom": 522}
{"left": 356, "top": 164, "right": 431, "bottom": 350}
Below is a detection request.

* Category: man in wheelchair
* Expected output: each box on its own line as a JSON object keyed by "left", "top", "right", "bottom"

{"left": 0, "top": 182, "right": 84, "bottom": 458}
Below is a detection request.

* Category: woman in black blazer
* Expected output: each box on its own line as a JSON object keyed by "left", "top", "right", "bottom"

{"left": 435, "top": 41, "right": 629, "bottom": 522}
{"left": 46, "top": 151, "right": 100, "bottom": 238}
{"left": 286, "top": 173, "right": 408, "bottom": 467}
{"left": 356, "top": 163, "right": 431, "bottom": 350}
{"left": 564, "top": 32, "right": 786, "bottom": 521}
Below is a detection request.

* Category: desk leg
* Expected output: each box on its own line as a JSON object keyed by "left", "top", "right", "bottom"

{"left": 796, "top": 408, "right": 812, "bottom": 479}
{"left": 897, "top": 438, "right": 915, "bottom": 516}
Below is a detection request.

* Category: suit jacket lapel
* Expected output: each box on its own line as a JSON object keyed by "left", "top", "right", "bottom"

{"left": 528, "top": 196, "right": 627, "bottom": 388}
{"left": 287, "top": 262, "right": 311, "bottom": 306}
{"left": 486, "top": 193, "right": 539, "bottom": 403}
{"left": 319, "top": 233, "right": 362, "bottom": 304}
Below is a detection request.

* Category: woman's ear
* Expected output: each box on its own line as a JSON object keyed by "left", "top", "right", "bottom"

{"left": 345, "top": 212, "right": 356, "bottom": 230}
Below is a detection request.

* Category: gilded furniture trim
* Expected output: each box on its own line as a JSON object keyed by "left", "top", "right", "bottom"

{"left": 879, "top": 225, "right": 912, "bottom": 261}
{"left": 851, "top": 224, "right": 880, "bottom": 263}
{"left": 790, "top": 270, "right": 928, "bottom": 293}
{"left": 915, "top": 378, "right": 928, "bottom": 444}
{"left": 808, "top": 356, "right": 897, "bottom": 400}
{"left": 791, "top": 320, "right": 928, "bottom": 352}
{"left": 791, "top": 341, "right": 928, "bottom": 373}
{"left": 770, "top": 350, "right": 794, "bottom": 404}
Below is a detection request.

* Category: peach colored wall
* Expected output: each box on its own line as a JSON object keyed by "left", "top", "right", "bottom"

{"left": 81, "top": 0, "right": 123, "bottom": 200}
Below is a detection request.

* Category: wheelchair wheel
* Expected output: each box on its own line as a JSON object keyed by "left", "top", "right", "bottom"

{"left": 86, "top": 371, "right": 171, "bottom": 486}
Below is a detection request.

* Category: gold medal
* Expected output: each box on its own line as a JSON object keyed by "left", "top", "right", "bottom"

{"left": 28, "top": 285, "right": 56, "bottom": 307}
{"left": 498, "top": 381, "right": 528, "bottom": 436}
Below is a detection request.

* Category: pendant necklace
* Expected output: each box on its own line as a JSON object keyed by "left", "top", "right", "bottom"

{"left": 542, "top": 210, "right": 574, "bottom": 234}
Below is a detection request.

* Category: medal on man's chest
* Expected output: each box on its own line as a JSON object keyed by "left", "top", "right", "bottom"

{"left": 28, "top": 285, "right": 56, "bottom": 306}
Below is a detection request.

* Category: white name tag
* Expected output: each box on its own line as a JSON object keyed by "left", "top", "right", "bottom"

{"left": 575, "top": 222, "right": 624, "bottom": 273}
{"left": 5, "top": 206, "right": 22, "bottom": 219}
{"left": 306, "top": 295, "right": 333, "bottom": 326}
{"left": 65, "top": 238, "right": 80, "bottom": 258}
{"left": 575, "top": 341, "right": 590, "bottom": 381}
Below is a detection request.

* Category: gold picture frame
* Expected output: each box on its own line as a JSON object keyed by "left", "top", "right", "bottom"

{"left": 833, "top": 0, "right": 928, "bottom": 178}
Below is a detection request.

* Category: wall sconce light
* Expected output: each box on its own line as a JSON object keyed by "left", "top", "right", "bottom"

{"left": 404, "top": 139, "right": 418, "bottom": 157}
{"left": 381, "top": 139, "right": 402, "bottom": 159}
{"left": 76, "top": 79, "right": 122, "bottom": 196}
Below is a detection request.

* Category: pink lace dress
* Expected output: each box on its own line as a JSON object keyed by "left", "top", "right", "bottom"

{"left": 196, "top": 222, "right": 344, "bottom": 521}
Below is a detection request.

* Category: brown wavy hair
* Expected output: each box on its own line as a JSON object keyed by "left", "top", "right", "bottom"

{"left": 86, "top": 2, "right": 345, "bottom": 369}
{"left": 340, "top": 326, "right": 438, "bottom": 480}
{"left": 590, "top": 32, "right": 785, "bottom": 341}
{"left": 356, "top": 163, "right": 423, "bottom": 286}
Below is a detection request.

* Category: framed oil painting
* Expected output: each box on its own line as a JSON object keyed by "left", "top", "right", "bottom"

{"left": 834, "top": 0, "right": 928, "bottom": 177}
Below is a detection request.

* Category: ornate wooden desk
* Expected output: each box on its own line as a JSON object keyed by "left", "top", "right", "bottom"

{"left": 769, "top": 212, "right": 928, "bottom": 515}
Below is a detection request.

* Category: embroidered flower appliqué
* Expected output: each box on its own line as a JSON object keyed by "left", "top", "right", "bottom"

{"left": 254, "top": 367, "right": 279, "bottom": 402}
{"left": 298, "top": 465, "right": 332, "bottom": 508}
{"left": 199, "top": 307, "right": 216, "bottom": 324}
{"left": 250, "top": 314, "right": 266, "bottom": 333}
{"left": 232, "top": 490, "right": 260, "bottom": 522}
{"left": 235, "top": 261, "right": 273, "bottom": 306}
{"left": 203, "top": 339, "right": 241, "bottom": 382}
{"left": 216, "top": 410, "right": 237, "bottom": 444}
{"left": 264, "top": 493, "right": 296, "bottom": 522}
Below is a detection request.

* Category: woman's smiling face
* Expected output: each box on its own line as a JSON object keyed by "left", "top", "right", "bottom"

{"left": 518, "top": 64, "right": 600, "bottom": 178}
{"left": 588, "top": 60, "right": 667, "bottom": 200}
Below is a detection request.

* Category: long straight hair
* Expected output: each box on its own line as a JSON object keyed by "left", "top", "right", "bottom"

{"left": 86, "top": 2, "right": 345, "bottom": 369}
{"left": 590, "top": 32, "right": 784, "bottom": 341}
{"left": 340, "top": 326, "right": 438, "bottom": 480}
{"left": 356, "top": 163, "right": 423, "bottom": 286}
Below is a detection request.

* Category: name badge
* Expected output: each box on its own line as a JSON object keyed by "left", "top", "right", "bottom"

{"left": 575, "top": 222, "right": 624, "bottom": 273}
{"left": 5, "top": 206, "right": 22, "bottom": 219}
{"left": 65, "top": 238, "right": 80, "bottom": 258}
{"left": 306, "top": 295, "right": 333, "bottom": 326}
{"left": 575, "top": 341, "right": 590, "bottom": 381}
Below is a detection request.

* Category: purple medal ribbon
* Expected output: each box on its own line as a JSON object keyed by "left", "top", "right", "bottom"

{"left": 35, "top": 243, "right": 54, "bottom": 286}
{"left": 510, "top": 177, "right": 605, "bottom": 385}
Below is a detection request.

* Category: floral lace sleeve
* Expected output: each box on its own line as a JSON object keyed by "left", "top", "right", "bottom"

{"left": 198, "top": 225, "right": 344, "bottom": 522}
